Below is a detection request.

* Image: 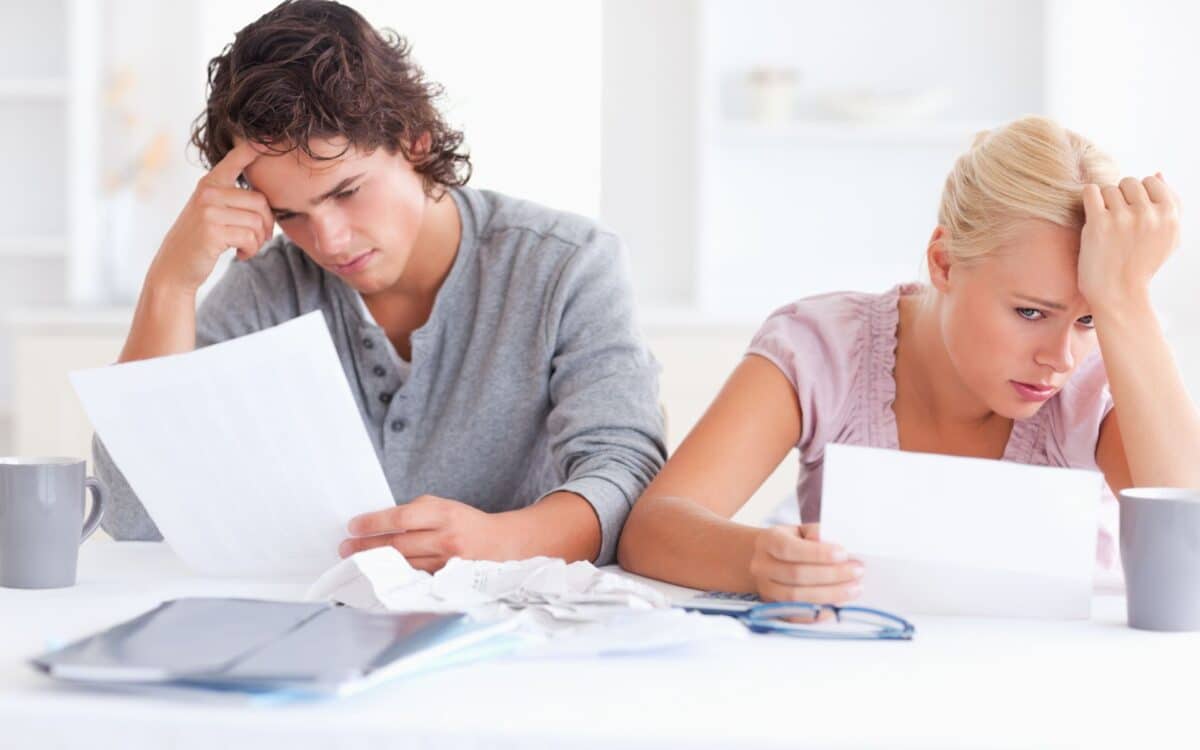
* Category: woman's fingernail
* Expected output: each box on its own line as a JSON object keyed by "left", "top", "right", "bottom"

{"left": 848, "top": 585, "right": 863, "bottom": 598}
{"left": 831, "top": 547, "right": 848, "bottom": 562}
{"left": 852, "top": 565, "right": 866, "bottom": 579}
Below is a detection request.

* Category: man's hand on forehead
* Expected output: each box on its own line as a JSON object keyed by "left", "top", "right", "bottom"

{"left": 213, "top": 139, "right": 268, "bottom": 190}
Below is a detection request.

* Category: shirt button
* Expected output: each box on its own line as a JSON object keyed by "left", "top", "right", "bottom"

{"left": 372, "top": 365, "right": 386, "bottom": 377}
{"left": 379, "top": 392, "right": 392, "bottom": 404}
{"left": 390, "top": 419, "right": 407, "bottom": 433}
{"left": 363, "top": 338, "right": 375, "bottom": 349}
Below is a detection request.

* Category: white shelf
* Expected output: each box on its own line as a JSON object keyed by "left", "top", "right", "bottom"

{"left": 718, "top": 118, "right": 995, "bottom": 147}
{"left": 0, "top": 237, "right": 66, "bottom": 257}
{"left": 3, "top": 305, "right": 134, "bottom": 334}
{"left": 640, "top": 305, "right": 764, "bottom": 331}
{"left": 0, "top": 78, "right": 68, "bottom": 100}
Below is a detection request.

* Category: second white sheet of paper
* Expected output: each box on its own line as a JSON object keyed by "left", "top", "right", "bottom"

{"left": 819, "top": 443, "right": 1103, "bottom": 619}
{"left": 71, "top": 312, "right": 395, "bottom": 577}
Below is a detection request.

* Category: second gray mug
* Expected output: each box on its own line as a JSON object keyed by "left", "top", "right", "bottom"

{"left": 1120, "top": 487, "right": 1200, "bottom": 632}
{"left": 0, "top": 457, "right": 107, "bottom": 589}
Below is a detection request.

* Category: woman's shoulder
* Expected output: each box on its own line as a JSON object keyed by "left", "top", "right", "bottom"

{"left": 748, "top": 286, "right": 907, "bottom": 375}
{"left": 747, "top": 285, "right": 912, "bottom": 450}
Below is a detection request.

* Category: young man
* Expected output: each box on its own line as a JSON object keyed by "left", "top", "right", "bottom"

{"left": 96, "top": 0, "right": 665, "bottom": 569}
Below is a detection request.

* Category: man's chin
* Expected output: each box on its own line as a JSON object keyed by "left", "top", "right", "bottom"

{"left": 341, "top": 270, "right": 397, "bottom": 295}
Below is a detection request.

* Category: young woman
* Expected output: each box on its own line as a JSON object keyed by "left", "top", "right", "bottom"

{"left": 617, "top": 116, "right": 1198, "bottom": 602}
{"left": 95, "top": 0, "right": 666, "bottom": 569}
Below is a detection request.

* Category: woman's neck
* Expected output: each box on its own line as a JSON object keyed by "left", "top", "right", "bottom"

{"left": 895, "top": 291, "right": 1002, "bottom": 431}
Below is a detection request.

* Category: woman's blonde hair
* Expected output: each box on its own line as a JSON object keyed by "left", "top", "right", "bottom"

{"left": 937, "top": 115, "right": 1120, "bottom": 263}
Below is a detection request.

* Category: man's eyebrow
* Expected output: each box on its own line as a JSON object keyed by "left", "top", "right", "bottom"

{"left": 270, "top": 173, "right": 365, "bottom": 215}
{"left": 1014, "top": 294, "right": 1068, "bottom": 311}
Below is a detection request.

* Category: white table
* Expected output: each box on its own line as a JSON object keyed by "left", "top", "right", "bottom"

{"left": 0, "top": 542, "right": 1193, "bottom": 749}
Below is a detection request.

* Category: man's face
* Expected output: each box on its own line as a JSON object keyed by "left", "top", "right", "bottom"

{"left": 937, "top": 219, "right": 1099, "bottom": 421}
{"left": 241, "top": 138, "right": 428, "bottom": 295}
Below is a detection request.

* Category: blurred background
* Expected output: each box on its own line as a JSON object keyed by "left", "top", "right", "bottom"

{"left": 2, "top": 0, "right": 1198, "bottom": 523}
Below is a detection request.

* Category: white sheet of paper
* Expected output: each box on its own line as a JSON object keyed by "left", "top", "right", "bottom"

{"left": 70, "top": 312, "right": 394, "bottom": 577}
{"left": 819, "top": 443, "right": 1102, "bottom": 618}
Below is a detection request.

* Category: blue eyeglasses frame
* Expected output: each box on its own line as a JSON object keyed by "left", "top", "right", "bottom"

{"left": 740, "top": 602, "right": 916, "bottom": 640}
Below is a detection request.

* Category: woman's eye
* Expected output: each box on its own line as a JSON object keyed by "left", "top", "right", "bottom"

{"left": 1077, "top": 315, "right": 1095, "bottom": 329}
{"left": 335, "top": 187, "right": 360, "bottom": 201}
{"left": 276, "top": 213, "right": 297, "bottom": 222}
{"left": 1016, "top": 307, "right": 1044, "bottom": 321}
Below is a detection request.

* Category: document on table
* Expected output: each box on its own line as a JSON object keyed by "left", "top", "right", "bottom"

{"left": 819, "top": 443, "right": 1103, "bottom": 619}
{"left": 70, "top": 312, "right": 395, "bottom": 578}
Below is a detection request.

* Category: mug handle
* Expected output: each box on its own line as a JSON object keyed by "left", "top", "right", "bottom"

{"left": 81, "top": 476, "right": 108, "bottom": 543}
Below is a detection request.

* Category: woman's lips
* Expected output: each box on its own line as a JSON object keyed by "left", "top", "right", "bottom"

{"left": 1010, "top": 380, "right": 1057, "bottom": 402}
{"left": 332, "top": 249, "right": 377, "bottom": 274}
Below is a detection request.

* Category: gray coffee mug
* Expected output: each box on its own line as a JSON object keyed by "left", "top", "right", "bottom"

{"left": 0, "top": 457, "right": 107, "bottom": 589}
{"left": 1120, "top": 487, "right": 1200, "bottom": 631}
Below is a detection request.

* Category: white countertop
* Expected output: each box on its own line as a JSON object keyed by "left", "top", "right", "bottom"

{"left": 1, "top": 541, "right": 1194, "bottom": 749}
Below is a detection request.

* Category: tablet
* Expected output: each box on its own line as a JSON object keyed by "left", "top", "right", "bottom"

{"left": 31, "top": 597, "right": 518, "bottom": 696}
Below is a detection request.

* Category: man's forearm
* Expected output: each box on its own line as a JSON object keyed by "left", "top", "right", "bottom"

{"left": 119, "top": 272, "right": 199, "bottom": 363}
{"left": 495, "top": 491, "right": 602, "bottom": 563}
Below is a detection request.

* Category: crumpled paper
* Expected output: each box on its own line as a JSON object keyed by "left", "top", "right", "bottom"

{"left": 305, "top": 548, "right": 746, "bottom": 656}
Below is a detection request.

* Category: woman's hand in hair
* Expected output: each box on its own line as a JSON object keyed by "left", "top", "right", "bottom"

{"left": 148, "top": 140, "right": 275, "bottom": 295}
{"left": 749, "top": 524, "right": 864, "bottom": 604}
{"left": 1078, "top": 173, "right": 1180, "bottom": 311}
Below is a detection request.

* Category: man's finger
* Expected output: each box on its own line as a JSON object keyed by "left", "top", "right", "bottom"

{"left": 387, "top": 530, "right": 450, "bottom": 559}
{"left": 338, "top": 534, "right": 396, "bottom": 558}
{"left": 222, "top": 226, "right": 262, "bottom": 259}
{"left": 406, "top": 556, "right": 449, "bottom": 574}
{"left": 208, "top": 186, "right": 274, "bottom": 241}
{"left": 347, "top": 501, "right": 444, "bottom": 537}
{"left": 207, "top": 139, "right": 262, "bottom": 186}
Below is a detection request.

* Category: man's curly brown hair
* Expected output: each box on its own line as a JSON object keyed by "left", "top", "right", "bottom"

{"left": 190, "top": 0, "right": 471, "bottom": 194}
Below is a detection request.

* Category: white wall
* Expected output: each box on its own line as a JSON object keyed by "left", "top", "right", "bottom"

{"left": 201, "top": 0, "right": 602, "bottom": 217}
{"left": 600, "top": 0, "right": 698, "bottom": 309}
{"left": 1046, "top": 0, "right": 1200, "bottom": 395}
{"left": 90, "top": 0, "right": 604, "bottom": 303}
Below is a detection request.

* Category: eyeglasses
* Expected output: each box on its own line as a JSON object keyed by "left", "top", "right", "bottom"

{"left": 741, "top": 602, "right": 915, "bottom": 640}
{"left": 681, "top": 594, "right": 915, "bottom": 641}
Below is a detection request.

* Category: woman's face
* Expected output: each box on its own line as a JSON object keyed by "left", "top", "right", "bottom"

{"left": 934, "top": 220, "right": 1099, "bottom": 420}
{"left": 242, "top": 138, "right": 429, "bottom": 295}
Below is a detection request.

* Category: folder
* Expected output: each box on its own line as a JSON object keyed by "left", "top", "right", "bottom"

{"left": 31, "top": 598, "right": 521, "bottom": 697}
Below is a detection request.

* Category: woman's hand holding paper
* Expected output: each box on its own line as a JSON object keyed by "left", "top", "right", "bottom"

{"left": 749, "top": 524, "right": 864, "bottom": 604}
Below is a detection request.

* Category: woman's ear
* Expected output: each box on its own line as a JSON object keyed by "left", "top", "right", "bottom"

{"left": 927, "top": 226, "right": 953, "bottom": 293}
